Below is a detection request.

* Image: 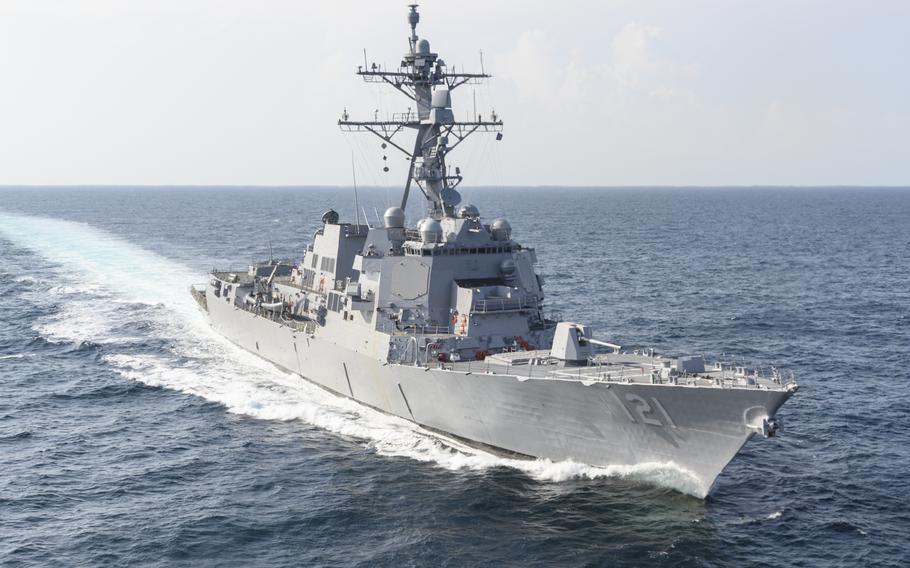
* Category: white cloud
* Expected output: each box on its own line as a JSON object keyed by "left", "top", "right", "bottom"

{"left": 0, "top": 0, "right": 906, "bottom": 185}
{"left": 607, "top": 23, "right": 663, "bottom": 87}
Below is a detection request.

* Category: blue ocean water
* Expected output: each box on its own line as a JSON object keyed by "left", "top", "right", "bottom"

{"left": 1, "top": 186, "right": 908, "bottom": 567}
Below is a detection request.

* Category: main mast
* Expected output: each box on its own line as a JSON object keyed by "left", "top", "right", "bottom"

{"left": 339, "top": 4, "right": 503, "bottom": 219}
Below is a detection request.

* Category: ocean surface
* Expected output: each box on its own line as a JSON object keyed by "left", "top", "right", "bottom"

{"left": 1, "top": 186, "right": 908, "bottom": 567}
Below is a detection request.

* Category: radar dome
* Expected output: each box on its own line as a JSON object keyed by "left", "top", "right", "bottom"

{"left": 383, "top": 206, "right": 405, "bottom": 228}
{"left": 499, "top": 259, "right": 516, "bottom": 276}
{"left": 458, "top": 204, "right": 480, "bottom": 219}
{"left": 491, "top": 218, "right": 512, "bottom": 241}
{"left": 420, "top": 218, "right": 443, "bottom": 244}
{"left": 417, "top": 39, "right": 430, "bottom": 55}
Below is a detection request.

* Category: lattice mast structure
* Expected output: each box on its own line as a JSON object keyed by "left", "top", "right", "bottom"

{"left": 339, "top": 4, "right": 503, "bottom": 219}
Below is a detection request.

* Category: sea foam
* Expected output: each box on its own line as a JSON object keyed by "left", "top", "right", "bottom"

{"left": 0, "top": 211, "right": 703, "bottom": 496}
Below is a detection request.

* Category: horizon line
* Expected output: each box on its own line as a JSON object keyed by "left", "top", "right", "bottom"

{"left": 2, "top": 184, "right": 910, "bottom": 190}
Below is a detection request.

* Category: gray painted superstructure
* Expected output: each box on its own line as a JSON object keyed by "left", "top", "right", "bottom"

{"left": 191, "top": 5, "right": 797, "bottom": 497}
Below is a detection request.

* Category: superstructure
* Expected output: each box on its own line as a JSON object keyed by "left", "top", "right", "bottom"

{"left": 191, "top": 5, "right": 797, "bottom": 497}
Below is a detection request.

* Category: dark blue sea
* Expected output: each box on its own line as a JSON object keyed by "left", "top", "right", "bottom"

{"left": 1, "top": 187, "right": 908, "bottom": 567}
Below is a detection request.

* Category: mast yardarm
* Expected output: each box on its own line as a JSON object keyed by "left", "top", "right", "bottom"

{"left": 338, "top": 4, "right": 503, "bottom": 219}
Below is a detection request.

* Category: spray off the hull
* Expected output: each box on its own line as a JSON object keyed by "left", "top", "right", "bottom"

{"left": 0, "top": 211, "right": 706, "bottom": 496}
{"left": 190, "top": 4, "right": 798, "bottom": 497}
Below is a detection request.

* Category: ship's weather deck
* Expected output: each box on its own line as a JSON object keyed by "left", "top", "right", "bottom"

{"left": 192, "top": 4, "right": 798, "bottom": 498}
{"left": 436, "top": 351, "right": 795, "bottom": 391}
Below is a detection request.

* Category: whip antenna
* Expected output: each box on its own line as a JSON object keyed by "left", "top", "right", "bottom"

{"left": 351, "top": 152, "right": 362, "bottom": 227}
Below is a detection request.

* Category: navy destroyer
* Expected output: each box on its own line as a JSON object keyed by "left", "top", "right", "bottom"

{"left": 191, "top": 5, "right": 798, "bottom": 497}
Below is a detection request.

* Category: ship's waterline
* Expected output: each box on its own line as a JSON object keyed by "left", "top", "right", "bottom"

{"left": 0, "top": 210, "right": 707, "bottom": 495}
{"left": 192, "top": 4, "right": 796, "bottom": 497}
{"left": 6, "top": 185, "right": 908, "bottom": 566}
{"left": 203, "top": 287, "right": 793, "bottom": 498}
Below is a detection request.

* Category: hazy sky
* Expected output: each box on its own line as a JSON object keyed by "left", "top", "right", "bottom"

{"left": 1, "top": 0, "right": 907, "bottom": 186}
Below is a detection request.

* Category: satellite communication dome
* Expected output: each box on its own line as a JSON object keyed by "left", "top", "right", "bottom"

{"left": 383, "top": 206, "right": 405, "bottom": 228}
{"left": 458, "top": 204, "right": 480, "bottom": 219}
{"left": 420, "top": 218, "right": 443, "bottom": 243}
{"left": 417, "top": 39, "right": 431, "bottom": 55}
{"left": 499, "top": 259, "right": 516, "bottom": 276}
{"left": 491, "top": 218, "right": 512, "bottom": 241}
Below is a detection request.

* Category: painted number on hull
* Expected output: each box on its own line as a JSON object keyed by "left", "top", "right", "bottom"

{"left": 614, "top": 392, "right": 677, "bottom": 429}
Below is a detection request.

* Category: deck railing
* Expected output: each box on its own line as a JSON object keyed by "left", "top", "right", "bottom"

{"left": 395, "top": 353, "right": 794, "bottom": 391}
{"left": 280, "top": 316, "right": 318, "bottom": 335}
{"left": 471, "top": 297, "right": 535, "bottom": 313}
{"left": 376, "top": 319, "right": 452, "bottom": 336}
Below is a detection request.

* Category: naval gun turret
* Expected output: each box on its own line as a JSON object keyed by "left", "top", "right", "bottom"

{"left": 550, "top": 322, "right": 622, "bottom": 365}
{"left": 193, "top": 4, "right": 798, "bottom": 498}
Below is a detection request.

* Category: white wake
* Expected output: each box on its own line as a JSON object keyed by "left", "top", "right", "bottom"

{"left": 0, "top": 211, "right": 704, "bottom": 496}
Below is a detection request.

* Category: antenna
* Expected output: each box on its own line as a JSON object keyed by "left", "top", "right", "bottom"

{"left": 479, "top": 49, "right": 485, "bottom": 75}
{"left": 408, "top": 4, "right": 420, "bottom": 51}
{"left": 339, "top": 4, "right": 502, "bottom": 218}
{"left": 351, "top": 152, "right": 362, "bottom": 227}
{"left": 268, "top": 236, "right": 273, "bottom": 263}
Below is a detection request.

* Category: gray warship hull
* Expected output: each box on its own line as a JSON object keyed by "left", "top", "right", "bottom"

{"left": 202, "top": 288, "right": 792, "bottom": 497}
{"left": 193, "top": 4, "right": 797, "bottom": 498}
